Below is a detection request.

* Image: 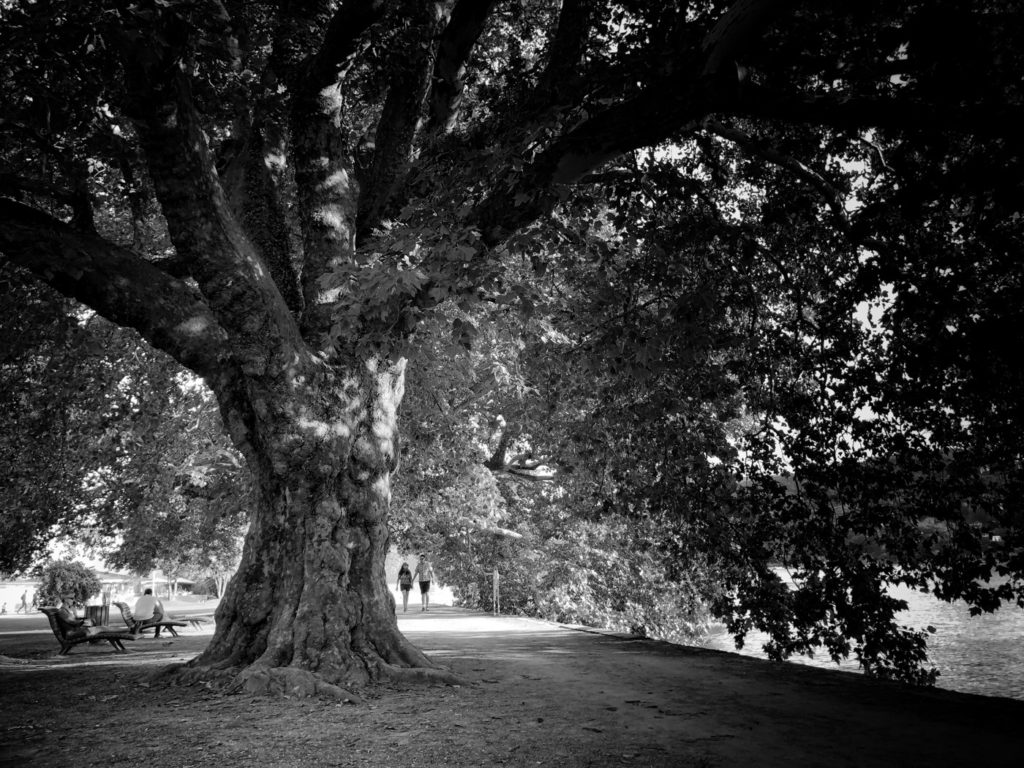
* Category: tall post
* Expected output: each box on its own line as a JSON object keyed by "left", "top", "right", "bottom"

{"left": 492, "top": 567, "right": 500, "bottom": 616}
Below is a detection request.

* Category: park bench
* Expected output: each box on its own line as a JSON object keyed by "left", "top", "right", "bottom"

{"left": 40, "top": 607, "right": 136, "bottom": 655}
{"left": 112, "top": 601, "right": 187, "bottom": 637}
{"left": 178, "top": 616, "right": 210, "bottom": 630}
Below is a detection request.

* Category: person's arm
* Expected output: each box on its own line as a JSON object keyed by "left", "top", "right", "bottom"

{"left": 59, "top": 607, "right": 84, "bottom": 626}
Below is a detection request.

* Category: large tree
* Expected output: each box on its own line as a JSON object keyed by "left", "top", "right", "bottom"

{"left": 2, "top": 0, "right": 1022, "bottom": 691}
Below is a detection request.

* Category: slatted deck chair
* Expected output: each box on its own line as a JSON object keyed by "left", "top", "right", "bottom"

{"left": 177, "top": 616, "right": 210, "bottom": 630}
{"left": 40, "top": 607, "right": 136, "bottom": 655}
{"left": 112, "top": 601, "right": 188, "bottom": 637}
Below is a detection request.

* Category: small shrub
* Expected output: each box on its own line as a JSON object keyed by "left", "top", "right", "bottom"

{"left": 37, "top": 560, "right": 101, "bottom": 606}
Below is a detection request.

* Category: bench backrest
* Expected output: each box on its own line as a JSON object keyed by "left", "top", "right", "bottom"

{"left": 112, "top": 600, "right": 135, "bottom": 624}
{"left": 39, "top": 606, "right": 74, "bottom": 643}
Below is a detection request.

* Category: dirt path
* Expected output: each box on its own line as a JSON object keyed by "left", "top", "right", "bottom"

{"left": 2, "top": 607, "right": 1022, "bottom": 767}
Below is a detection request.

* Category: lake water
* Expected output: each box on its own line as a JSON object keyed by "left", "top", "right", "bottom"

{"left": 702, "top": 583, "right": 1024, "bottom": 700}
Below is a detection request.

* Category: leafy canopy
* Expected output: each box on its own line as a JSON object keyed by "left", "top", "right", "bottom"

{"left": 0, "top": 0, "right": 1022, "bottom": 685}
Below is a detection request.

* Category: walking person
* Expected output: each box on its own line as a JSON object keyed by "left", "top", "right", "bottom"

{"left": 396, "top": 562, "right": 413, "bottom": 612}
{"left": 414, "top": 553, "right": 435, "bottom": 612}
{"left": 16, "top": 590, "right": 28, "bottom": 614}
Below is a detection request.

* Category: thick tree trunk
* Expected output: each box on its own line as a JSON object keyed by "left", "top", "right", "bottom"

{"left": 181, "top": 359, "right": 453, "bottom": 696}
{"left": 116, "top": 17, "right": 453, "bottom": 697}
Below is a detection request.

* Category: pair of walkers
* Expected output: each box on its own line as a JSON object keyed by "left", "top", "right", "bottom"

{"left": 396, "top": 553, "right": 435, "bottom": 612}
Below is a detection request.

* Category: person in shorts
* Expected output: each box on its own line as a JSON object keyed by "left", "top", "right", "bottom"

{"left": 414, "top": 553, "right": 435, "bottom": 612}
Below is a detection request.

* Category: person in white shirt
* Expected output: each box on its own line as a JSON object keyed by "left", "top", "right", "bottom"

{"left": 132, "top": 588, "right": 164, "bottom": 634}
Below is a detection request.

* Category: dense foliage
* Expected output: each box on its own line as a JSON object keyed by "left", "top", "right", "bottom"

{"left": 1, "top": 0, "right": 1022, "bottom": 687}
{"left": 0, "top": 267, "right": 247, "bottom": 582}
{"left": 36, "top": 559, "right": 101, "bottom": 606}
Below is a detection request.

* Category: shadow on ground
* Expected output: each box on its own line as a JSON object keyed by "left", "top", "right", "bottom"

{"left": 2, "top": 607, "right": 1023, "bottom": 768}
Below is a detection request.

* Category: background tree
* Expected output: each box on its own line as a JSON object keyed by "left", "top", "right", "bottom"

{"left": 1, "top": 0, "right": 1022, "bottom": 692}
{"left": 0, "top": 264, "right": 249, "bottom": 585}
{"left": 36, "top": 559, "right": 102, "bottom": 606}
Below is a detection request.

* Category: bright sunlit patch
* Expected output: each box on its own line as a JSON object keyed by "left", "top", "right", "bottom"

{"left": 318, "top": 84, "right": 344, "bottom": 112}
{"left": 313, "top": 205, "right": 345, "bottom": 230}
{"left": 263, "top": 151, "right": 287, "bottom": 171}
{"left": 296, "top": 416, "right": 351, "bottom": 440}
{"left": 174, "top": 315, "right": 212, "bottom": 335}
{"left": 854, "top": 283, "right": 895, "bottom": 333}
{"left": 320, "top": 170, "right": 351, "bottom": 195}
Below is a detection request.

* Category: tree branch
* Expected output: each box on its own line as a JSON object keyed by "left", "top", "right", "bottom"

{"left": 471, "top": 79, "right": 711, "bottom": 245}
{"left": 736, "top": 83, "right": 1024, "bottom": 139}
{"left": 282, "top": 0, "right": 391, "bottom": 349}
{"left": 0, "top": 199, "right": 229, "bottom": 381}
{"left": 306, "top": 0, "right": 390, "bottom": 91}
{"left": 214, "top": 3, "right": 304, "bottom": 318}
{"left": 534, "top": 0, "right": 599, "bottom": 102}
{"left": 462, "top": 1, "right": 815, "bottom": 246}
{"left": 220, "top": 125, "right": 304, "bottom": 316}
{"left": 427, "top": 0, "right": 498, "bottom": 133}
{"left": 0, "top": 166, "right": 94, "bottom": 235}
{"left": 358, "top": 2, "right": 447, "bottom": 235}
{"left": 503, "top": 466, "right": 556, "bottom": 482}
{"left": 484, "top": 416, "right": 516, "bottom": 471}
{"left": 703, "top": 119, "right": 850, "bottom": 224}
{"left": 120, "top": 18, "right": 306, "bottom": 375}
{"left": 701, "top": 0, "right": 794, "bottom": 78}
{"left": 0, "top": 174, "right": 78, "bottom": 206}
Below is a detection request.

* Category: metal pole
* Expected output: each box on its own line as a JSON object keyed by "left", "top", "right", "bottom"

{"left": 492, "top": 567, "right": 500, "bottom": 615}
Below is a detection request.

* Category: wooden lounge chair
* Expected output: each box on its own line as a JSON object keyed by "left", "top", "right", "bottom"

{"left": 112, "top": 601, "right": 188, "bottom": 637}
{"left": 40, "top": 607, "right": 136, "bottom": 655}
{"left": 178, "top": 616, "right": 210, "bottom": 630}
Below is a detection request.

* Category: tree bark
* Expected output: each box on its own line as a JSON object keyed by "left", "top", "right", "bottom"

{"left": 110, "top": 8, "right": 455, "bottom": 693}
{"left": 0, "top": 206, "right": 446, "bottom": 693}
{"left": 357, "top": 1, "right": 447, "bottom": 235}
{"left": 428, "top": 0, "right": 498, "bottom": 132}
{"left": 188, "top": 358, "right": 453, "bottom": 693}
{"left": 534, "top": 0, "right": 598, "bottom": 103}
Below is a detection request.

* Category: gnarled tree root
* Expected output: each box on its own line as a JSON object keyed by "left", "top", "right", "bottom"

{"left": 150, "top": 658, "right": 465, "bottom": 700}
{"left": 377, "top": 662, "right": 464, "bottom": 687}
{"left": 230, "top": 666, "right": 363, "bottom": 702}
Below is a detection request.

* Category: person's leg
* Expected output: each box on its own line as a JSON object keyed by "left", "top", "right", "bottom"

{"left": 402, "top": 589, "right": 409, "bottom": 611}
{"left": 424, "top": 582, "right": 430, "bottom": 611}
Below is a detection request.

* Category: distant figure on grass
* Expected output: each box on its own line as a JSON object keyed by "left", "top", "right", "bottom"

{"left": 414, "top": 553, "right": 435, "bottom": 612}
{"left": 396, "top": 562, "right": 413, "bottom": 612}
{"left": 17, "top": 591, "right": 28, "bottom": 613}
{"left": 1, "top": 603, "right": 6, "bottom": 615}
{"left": 132, "top": 588, "right": 165, "bottom": 636}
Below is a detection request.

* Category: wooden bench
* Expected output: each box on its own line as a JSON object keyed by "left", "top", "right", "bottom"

{"left": 40, "top": 607, "right": 136, "bottom": 655}
{"left": 112, "top": 601, "right": 188, "bottom": 637}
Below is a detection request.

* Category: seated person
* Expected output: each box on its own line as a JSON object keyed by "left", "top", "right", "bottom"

{"left": 57, "top": 595, "right": 98, "bottom": 640}
{"left": 132, "top": 588, "right": 166, "bottom": 636}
